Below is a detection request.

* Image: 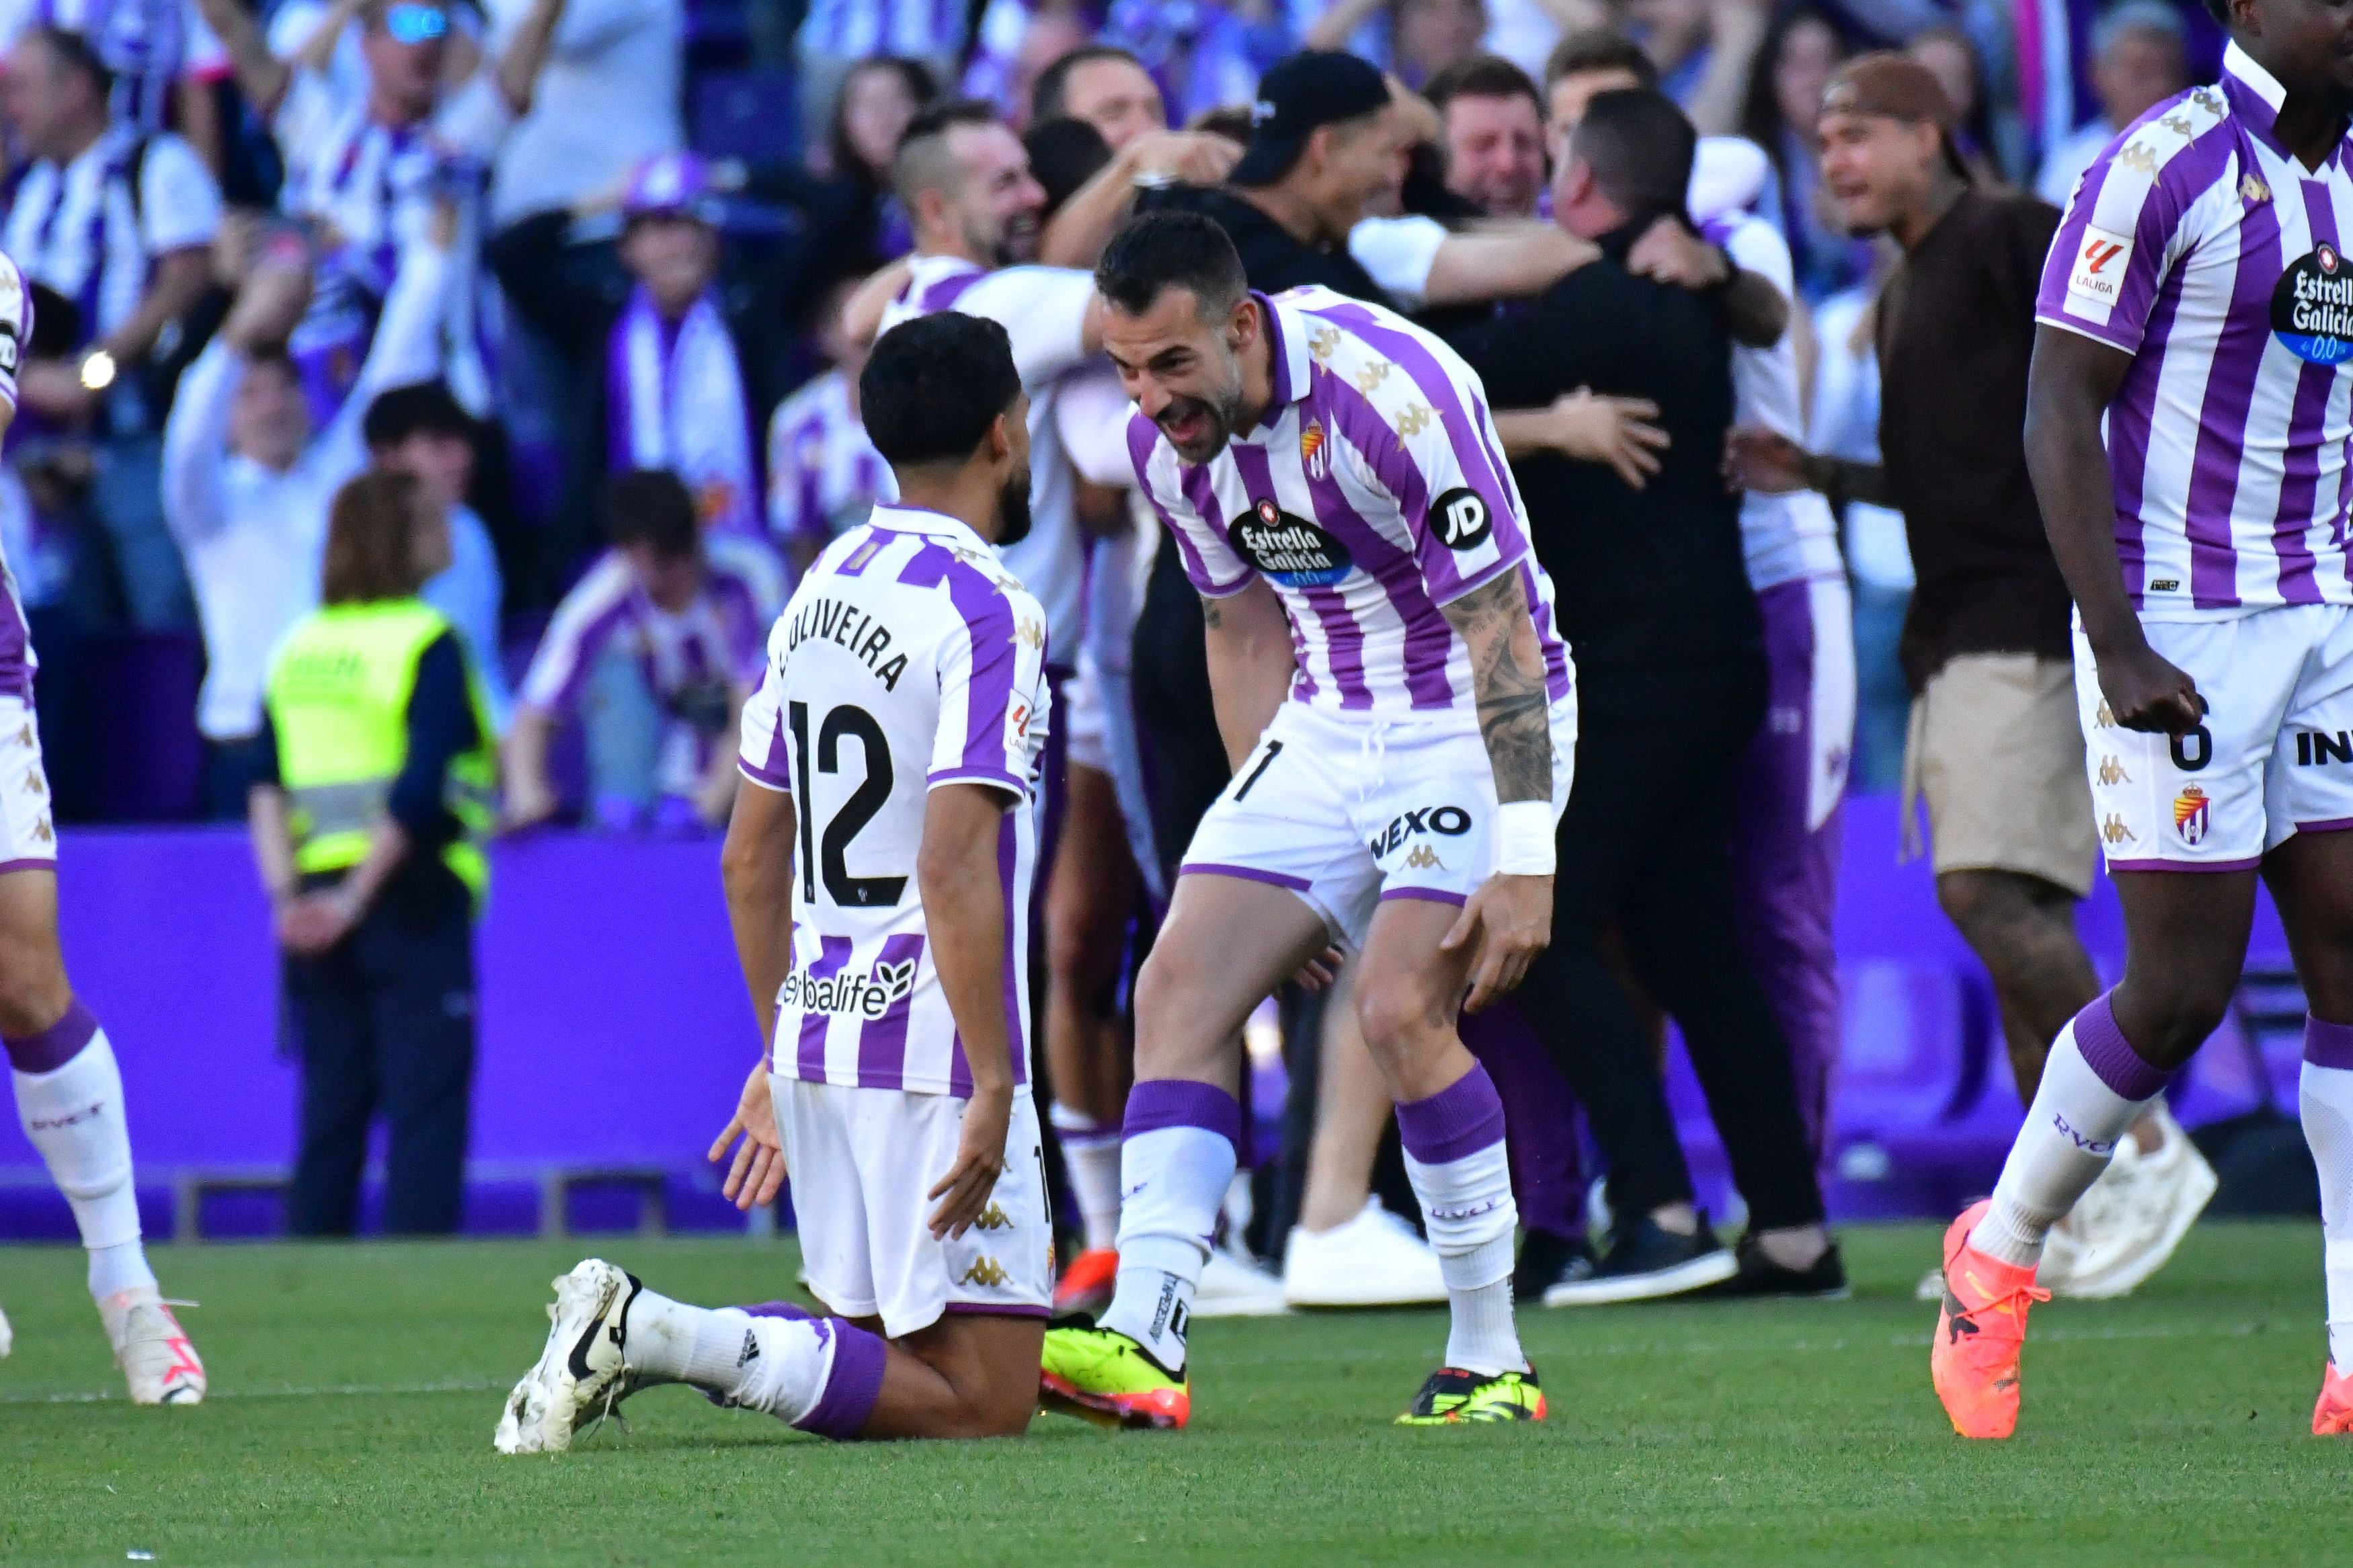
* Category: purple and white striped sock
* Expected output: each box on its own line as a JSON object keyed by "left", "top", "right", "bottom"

{"left": 1099, "top": 1079, "right": 1240, "bottom": 1372}
{"left": 1398, "top": 1063, "right": 1525, "bottom": 1376}
{"left": 1973, "top": 992, "right": 2168, "bottom": 1268}
{"left": 2298, "top": 1018, "right": 2353, "bottom": 1367}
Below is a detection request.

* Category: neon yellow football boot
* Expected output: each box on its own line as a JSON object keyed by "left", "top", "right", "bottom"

{"left": 1396, "top": 1364, "right": 1546, "bottom": 1425}
{"left": 1039, "top": 1325, "right": 1190, "bottom": 1430}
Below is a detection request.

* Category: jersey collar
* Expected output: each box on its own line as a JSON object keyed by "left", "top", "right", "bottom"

{"left": 1252, "top": 291, "right": 1314, "bottom": 431}
{"left": 866, "top": 502, "right": 992, "bottom": 552}
{"left": 2219, "top": 41, "right": 2346, "bottom": 173}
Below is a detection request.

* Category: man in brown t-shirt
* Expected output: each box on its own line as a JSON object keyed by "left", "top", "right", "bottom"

{"left": 1728, "top": 54, "right": 2210, "bottom": 1300}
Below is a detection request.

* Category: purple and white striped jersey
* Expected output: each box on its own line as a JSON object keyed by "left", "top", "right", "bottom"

{"left": 2037, "top": 44, "right": 2353, "bottom": 618}
{"left": 0, "top": 249, "right": 34, "bottom": 697}
{"left": 737, "top": 503, "right": 1051, "bottom": 1097}
{"left": 1131, "top": 286, "right": 1571, "bottom": 718}
{"left": 793, "top": 0, "right": 965, "bottom": 63}
{"left": 765, "top": 368, "right": 887, "bottom": 561}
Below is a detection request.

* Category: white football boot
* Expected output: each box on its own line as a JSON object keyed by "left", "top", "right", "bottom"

{"left": 2062, "top": 1105, "right": 2217, "bottom": 1298}
{"left": 1191, "top": 1245, "right": 1290, "bottom": 1318}
{"left": 494, "top": 1260, "right": 643, "bottom": 1453}
{"left": 99, "top": 1288, "right": 205, "bottom": 1405}
{"left": 1282, "top": 1199, "right": 1447, "bottom": 1307}
{"left": 0, "top": 1299, "right": 12, "bottom": 1358}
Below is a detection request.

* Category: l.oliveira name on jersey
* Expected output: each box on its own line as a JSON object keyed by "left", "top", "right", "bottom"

{"left": 785, "top": 596, "right": 909, "bottom": 690}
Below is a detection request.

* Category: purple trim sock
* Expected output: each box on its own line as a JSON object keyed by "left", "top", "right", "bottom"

{"left": 2308, "top": 1017, "right": 2353, "bottom": 1072}
{"left": 2071, "top": 992, "right": 2171, "bottom": 1102}
{"left": 1123, "top": 1079, "right": 1241, "bottom": 1148}
{"left": 739, "top": 1301, "right": 816, "bottom": 1322}
{"left": 793, "top": 1318, "right": 887, "bottom": 1440}
{"left": 1396, "top": 1062, "right": 1507, "bottom": 1165}
{"left": 3, "top": 999, "right": 96, "bottom": 1075}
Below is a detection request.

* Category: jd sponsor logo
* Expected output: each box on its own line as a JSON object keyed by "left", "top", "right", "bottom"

{"left": 2274, "top": 243, "right": 2353, "bottom": 365}
{"left": 1229, "top": 499, "right": 1353, "bottom": 587}
{"left": 779, "top": 957, "right": 917, "bottom": 1020}
{"left": 1369, "top": 804, "right": 1472, "bottom": 859}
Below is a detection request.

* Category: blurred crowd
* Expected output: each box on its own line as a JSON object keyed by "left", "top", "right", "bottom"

{"left": 0, "top": 0, "right": 2226, "bottom": 1282}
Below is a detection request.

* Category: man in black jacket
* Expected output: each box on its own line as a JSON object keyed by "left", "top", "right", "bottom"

{"left": 1448, "top": 88, "right": 1837, "bottom": 1303}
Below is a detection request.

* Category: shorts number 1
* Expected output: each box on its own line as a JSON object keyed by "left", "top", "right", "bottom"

{"left": 1234, "top": 739, "right": 1283, "bottom": 800}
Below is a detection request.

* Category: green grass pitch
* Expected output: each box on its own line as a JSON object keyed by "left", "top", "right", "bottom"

{"left": 1, "top": 1223, "right": 2346, "bottom": 1565}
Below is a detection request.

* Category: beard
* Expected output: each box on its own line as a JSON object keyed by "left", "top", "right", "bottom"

{"left": 994, "top": 468, "right": 1034, "bottom": 547}
{"left": 1155, "top": 382, "right": 1246, "bottom": 463}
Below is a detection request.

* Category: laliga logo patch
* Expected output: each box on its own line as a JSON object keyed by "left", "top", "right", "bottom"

{"left": 2065, "top": 223, "right": 2135, "bottom": 323}
{"left": 1229, "top": 498, "right": 1353, "bottom": 587}
{"left": 2274, "top": 242, "right": 2353, "bottom": 365}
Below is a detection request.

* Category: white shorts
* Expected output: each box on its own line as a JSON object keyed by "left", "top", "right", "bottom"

{"left": 772, "top": 1077, "right": 1053, "bottom": 1339}
{"left": 0, "top": 695, "right": 56, "bottom": 870}
{"left": 2075, "top": 604, "right": 2353, "bottom": 871}
{"left": 1178, "top": 696, "right": 1576, "bottom": 948}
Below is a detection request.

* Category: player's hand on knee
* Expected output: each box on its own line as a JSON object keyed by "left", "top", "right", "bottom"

{"left": 1443, "top": 874, "right": 1554, "bottom": 1014}
{"left": 2096, "top": 640, "right": 2203, "bottom": 735}
{"left": 1291, "top": 944, "right": 1345, "bottom": 992}
{"left": 927, "top": 1085, "right": 1013, "bottom": 1239}
{"left": 709, "top": 1061, "right": 786, "bottom": 1210}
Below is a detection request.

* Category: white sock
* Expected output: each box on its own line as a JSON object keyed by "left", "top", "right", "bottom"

{"left": 622, "top": 1288, "right": 886, "bottom": 1436}
{"left": 1099, "top": 1080, "right": 1240, "bottom": 1373}
{"left": 13, "top": 1029, "right": 155, "bottom": 1301}
{"left": 1972, "top": 995, "right": 2165, "bottom": 1268}
{"left": 1050, "top": 1102, "right": 1123, "bottom": 1253}
{"left": 1398, "top": 1063, "right": 1526, "bottom": 1377}
{"left": 2299, "top": 1018, "right": 2353, "bottom": 1367}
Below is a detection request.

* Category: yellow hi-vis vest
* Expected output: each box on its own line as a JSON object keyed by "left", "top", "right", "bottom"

{"left": 263, "top": 599, "right": 497, "bottom": 904}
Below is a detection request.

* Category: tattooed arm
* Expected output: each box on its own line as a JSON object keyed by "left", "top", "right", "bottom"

{"left": 1437, "top": 569, "right": 1556, "bottom": 1010}
{"left": 1201, "top": 577, "right": 1297, "bottom": 772}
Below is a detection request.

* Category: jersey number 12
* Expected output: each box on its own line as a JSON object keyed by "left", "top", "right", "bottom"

{"left": 787, "top": 700, "right": 906, "bottom": 908}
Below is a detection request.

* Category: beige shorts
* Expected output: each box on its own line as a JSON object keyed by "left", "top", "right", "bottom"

{"left": 1901, "top": 653, "right": 2096, "bottom": 896}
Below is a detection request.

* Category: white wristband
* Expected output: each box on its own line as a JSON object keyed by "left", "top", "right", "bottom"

{"left": 1494, "top": 800, "right": 1555, "bottom": 877}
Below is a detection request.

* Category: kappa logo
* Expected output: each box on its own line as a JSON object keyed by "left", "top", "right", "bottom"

{"left": 2174, "top": 785, "right": 2212, "bottom": 845}
{"left": 1354, "top": 360, "right": 1392, "bottom": 395}
{"left": 2096, "top": 755, "right": 2131, "bottom": 787}
{"left": 1016, "top": 616, "right": 1046, "bottom": 651}
{"left": 1394, "top": 402, "right": 1433, "bottom": 438}
{"left": 2100, "top": 813, "right": 2137, "bottom": 845}
{"left": 971, "top": 1202, "right": 1012, "bottom": 1231}
{"left": 21, "top": 766, "right": 43, "bottom": 796}
{"left": 2118, "top": 142, "right": 2161, "bottom": 175}
{"left": 1308, "top": 324, "right": 1341, "bottom": 362}
{"left": 2094, "top": 700, "right": 2117, "bottom": 729}
{"left": 959, "top": 1257, "right": 1009, "bottom": 1287}
{"left": 2243, "top": 172, "right": 2272, "bottom": 205}
{"left": 779, "top": 956, "right": 918, "bottom": 1021}
{"left": 1404, "top": 843, "right": 1443, "bottom": 870}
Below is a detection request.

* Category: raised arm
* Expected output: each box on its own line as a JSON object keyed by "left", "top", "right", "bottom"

{"left": 1201, "top": 578, "right": 1295, "bottom": 771}
{"left": 1419, "top": 223, "right": 1599, "bottom": 306}
{"left": 1438, "top": 570, "right": 1554, "bottom": 1012}
{"left": 495, "top": 0, "right": 571, "bottom": 114}
{"left": 1037, "top": 134, "right": 1240, "bottom": 269}
{"left": 192, "top": 0, "right": 292, "bottom": 115}
{"left": 2026, "top": 324, "right": 2198, "bottom": 733}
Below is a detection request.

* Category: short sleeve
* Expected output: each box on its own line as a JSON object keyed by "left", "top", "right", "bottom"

{"left": 1719, "top": 213, "right": 1794, "bottom": 302}
{"left": 2035, "top": 119, "right": 2210, "bottom": 354}
{"left": 1125, "top": 409, "right": 1251, "bottom": 597}
{"left": 0, "top": 253, "right": 26, "bottom": 411}
{"left": 517, "top": 556, "right": 631, "bottom": 712}
{"left": 136, "top": 136, "right": 223, "bottom": 256}
{"left": 927, "top": 572, "right": 1045, "bottom": 798}
{"left": 1346, "top": 216, "right": 1449, "bottom": 308}
{"left": 955, "top": 266, "right": 1096, "bottom": 389}
{"left": 735, "top": 645, "right": 792, "bottom": 792}
{"left": 182, "top": 0, "right": 231, "bottom": 79}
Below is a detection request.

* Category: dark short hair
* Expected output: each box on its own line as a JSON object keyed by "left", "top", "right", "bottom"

{"left": 1025, "top": 115, "right": 1113, "bottom": 220}
{"left": 1095, "top": 209, "right": 1248, "bottom": 322}
{"left": 600, "top": 468, "right": 701, "bottom": 559}
{"left": 1032, "top": 43, "right": 1146, "bottom": 124}
{"left": 364, "top": 380, "right": 473, "bottom": 450}
{"left": 1544, "top": 29, "right": 1659, "bottom": 91}
{"left": 1189, "top": 104, "right": 1253, "bottom": 145}
{"left": 1572, "top": 88, "right": 1694, "bottom": 223}
{"left": 859, "top": 313, "right": 1022, "bottom": 468}
{"left": 24, "top": 25, "right": 112, "bottom": 99}
{"left": 1425, "top": 53, "right": 1542, "bottom": 118}
{"left": 323, "top": 470, "right": 429, "bottom": 605}
{"left": 893, "top": 98, "right": 1002, "bottom": 209}
{"left": 827, "top": 56, "right": 938, "bottom": 185}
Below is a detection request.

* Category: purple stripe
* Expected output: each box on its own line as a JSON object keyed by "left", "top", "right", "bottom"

{"left": 1311, "top": 370, "right": 1459, "bottom": 709}
{"left": 1173, "top": 455, "right": 1256, "bottom": 592}
{"left": 899, "top": 544, "right": 1022, "bottom": 776}
{"left": 795, "top": 936, "right": 854, "bottom": 1079}
{"left": 744, "top": 705, "right": 791, "bottom": 790}
{"left": 2182, "top": 179, "right": 2280, "bottom": 610}
{"left": 792, "top": 1318, "right": 887, "bottom": 1440}
{"left": 1522, "top": 561, "right": 1571, "bottom": 702}
{"left": 546, "top": 595, "right": 639, "bottom": 712}
{"left": 1123, "top": 1078, "right": 1242, "bottom": 1145}
{"left": 1127, "top": 415, "right": 1245, "bottom": 594}
{"left": 856, "top": 933, "right": 928, "bottom": 1088}
{"left": 1254, "top": 293, "right": 1293, "bottom": 415}
{"left": 3, "top": 997, "right": 96, "bottom": 1075}
{"left": 2106, "top": 257, "right": 2189, "bottom": 605}
{"left": 1231, "top": 443, "right": 1371, "bottom": 706}
{"left": 1002, "top": 809, "right": 1025, "bottom": 1089}
{"left": 2070, "top": 991, "right": 2170, "bottom": 1101}
{"left": 2108, "top": 854, "right": 2264, "bottom": 872}
{"left": 2270, "top": 181, "right": 2338, "bottom": 606}
{"left": 943, "top": 1302, "right": 1053, "bottom": 1317}
{"left": 737, "top": 1300, "right": 816, "bottom": 1321}
{"left": 2306, "top": 1016, "right": 2353, "bottom": 1071}
{"left": 1380, "top": 886, "right": 1466, "bottom": 906}
{"left": 1396, "top": 1061, "right": 1507, "bottom": 1165}
{"left": 1181, "top": 861, "right": 1310, "bottom": 891}
{"left": 2297, "top": 815, "right": 2353, "bottom": 833}
{"left": 0, "top": 854, "right": 52, "bottom": 875}
{"left": 920, "top": 268, "right": 986, "bottom": 313}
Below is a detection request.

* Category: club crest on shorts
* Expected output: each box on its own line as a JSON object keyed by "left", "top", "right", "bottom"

{"left": 2173, "top": 785, "right": 2211, "bottom": 845}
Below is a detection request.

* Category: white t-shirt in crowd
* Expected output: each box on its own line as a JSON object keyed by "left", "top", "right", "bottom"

{"left": 481, "top": 0, "right": 682, "bottom": 226}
